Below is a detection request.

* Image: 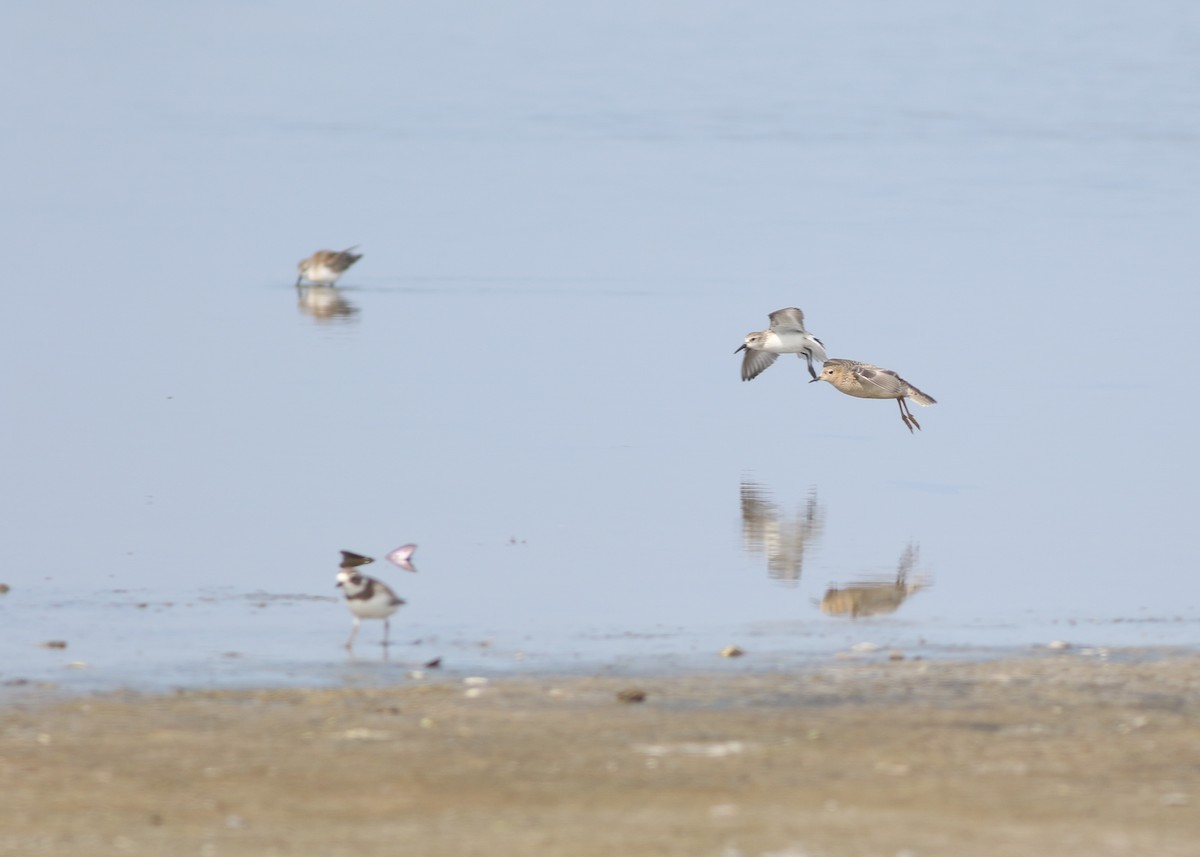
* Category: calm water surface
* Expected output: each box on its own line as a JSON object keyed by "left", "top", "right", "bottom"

{"left": 2, "top": 1, "right": 1198, "bottom": 692}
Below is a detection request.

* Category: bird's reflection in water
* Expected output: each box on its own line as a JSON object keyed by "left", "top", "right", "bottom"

{"left": 820, "top": 543, "right": 930, "bottom": 618}
{"left": 740, "top": 480, "right": 825, "bottom": 586}
{"left": 296, "top": 285, "right": 359, "bottom": 324}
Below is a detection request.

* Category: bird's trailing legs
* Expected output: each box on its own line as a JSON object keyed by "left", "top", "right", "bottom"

{"left": 897, "top": 398, "right": 921, "bottom": 433}
{"left": 802, "top": 349, "right": 819, "bottom": 381}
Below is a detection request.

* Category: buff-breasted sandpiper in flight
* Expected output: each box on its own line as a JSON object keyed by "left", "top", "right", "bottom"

{"left": 296, "top": 246, "right": 362, "bottom": 286}
{"left": 812, "top": 359, "right": 936, "bottom": 433}
{"left": 736, "top": 307, "right": 827, "bottom": 382}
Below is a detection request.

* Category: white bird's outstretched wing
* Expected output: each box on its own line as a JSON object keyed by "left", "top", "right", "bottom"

{"left": 767, "top": 307, "right": 807, "bottom": 331}
{"left": 741, "top": 349, "right": 779, "bottom": 381}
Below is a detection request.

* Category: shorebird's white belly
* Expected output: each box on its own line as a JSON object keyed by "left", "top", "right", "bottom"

{"left": 347, "top": 598, "right": 399, "bottom": 619}
{"left": 769, "top": 329, "right": 822, "bottom": 355}
{"left": 303, "top": 263, "right": 341, "bottom": 284}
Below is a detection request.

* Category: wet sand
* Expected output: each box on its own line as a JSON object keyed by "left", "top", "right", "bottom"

{"left": 2, "top": 652, "right": 1198, "bottom": 856}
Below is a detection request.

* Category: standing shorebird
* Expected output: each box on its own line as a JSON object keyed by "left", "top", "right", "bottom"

{"left": 736, "top": 307, "right": 827, "bottom": 382}
{"left": 812, "top": 359, "right": 936, "bottom": 433}
{"left": 335, "top": 546, "right": 417, "bottom": 649}
{"left": 296, "top": 246, "right": 362, "bottom": 286}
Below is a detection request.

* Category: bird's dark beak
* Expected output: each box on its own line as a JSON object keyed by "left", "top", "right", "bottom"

{"left": 808, "top": 377, "right": 819, "bottom": 383}
{"left": 734, "top": 344, "right": 746, "bottom": 354}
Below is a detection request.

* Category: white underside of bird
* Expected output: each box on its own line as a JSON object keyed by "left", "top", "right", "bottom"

{"left": 336, "top": 568, "right": 405, "bottom": 648}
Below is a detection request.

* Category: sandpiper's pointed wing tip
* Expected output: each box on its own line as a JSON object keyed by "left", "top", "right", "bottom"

{"left": 339, "top": 550, "right": 375, "bottom": 568}
{"left": 386, "top": 543, "right": 419, "bottom": 572}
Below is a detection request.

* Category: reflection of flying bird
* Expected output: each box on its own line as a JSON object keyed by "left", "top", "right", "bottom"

{"left": 820, "top": 543, "right": 929, "bottom": 618}
{"left": 812, "top": 359, "right": 936, "bottom": 433}
{"left": 335, "top": 548, "right": 413, "bottom": 649}
{"left": 297, "top": 285, "right": 359, "bottom": 323}
{"left": 736, "top": 307, "right": 828, "bottom": 382}
{"left": 740, "top": 482, "right": 824, "bottom": 584}
{"left": 297, "top": 246, "right": 363, "bottom": 286}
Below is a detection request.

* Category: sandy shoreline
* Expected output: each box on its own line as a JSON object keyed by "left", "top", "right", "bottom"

{"left": 2, "top": 651, "right": 1198, "bottom": 856}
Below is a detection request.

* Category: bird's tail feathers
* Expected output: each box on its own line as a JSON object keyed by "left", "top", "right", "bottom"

{"left": 907, "top": 386, "right": 937, "bottom": 407}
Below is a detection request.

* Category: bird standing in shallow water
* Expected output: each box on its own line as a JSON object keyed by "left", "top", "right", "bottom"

{"left": 297, "top": 246, "right": 362, "bottom": 286}
{"left": 335, "top": 547, "right": 416, "bottom": 649}
{"left": 812, "top": 359, "right": 936, "bottom": 433}
{"left": 736, "top": 307, "right": 827, "bottom": 382}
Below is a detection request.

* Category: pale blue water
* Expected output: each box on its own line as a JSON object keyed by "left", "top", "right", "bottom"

{"left": 2, "top": 1, "right": 1199, "bottom": 693}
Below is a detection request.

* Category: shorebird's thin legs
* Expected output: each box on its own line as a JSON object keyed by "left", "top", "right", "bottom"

{"left": 897, "top": 398, "right": 921, "bottom": 433}
{"left": 345, "top": 618, "right": 361, "bottom": 650}
{"left": 803, "top": 350, "right": 819, "bottom": 381}
{"left": 382, "top": 619, "right": 391, "bottom": 648}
